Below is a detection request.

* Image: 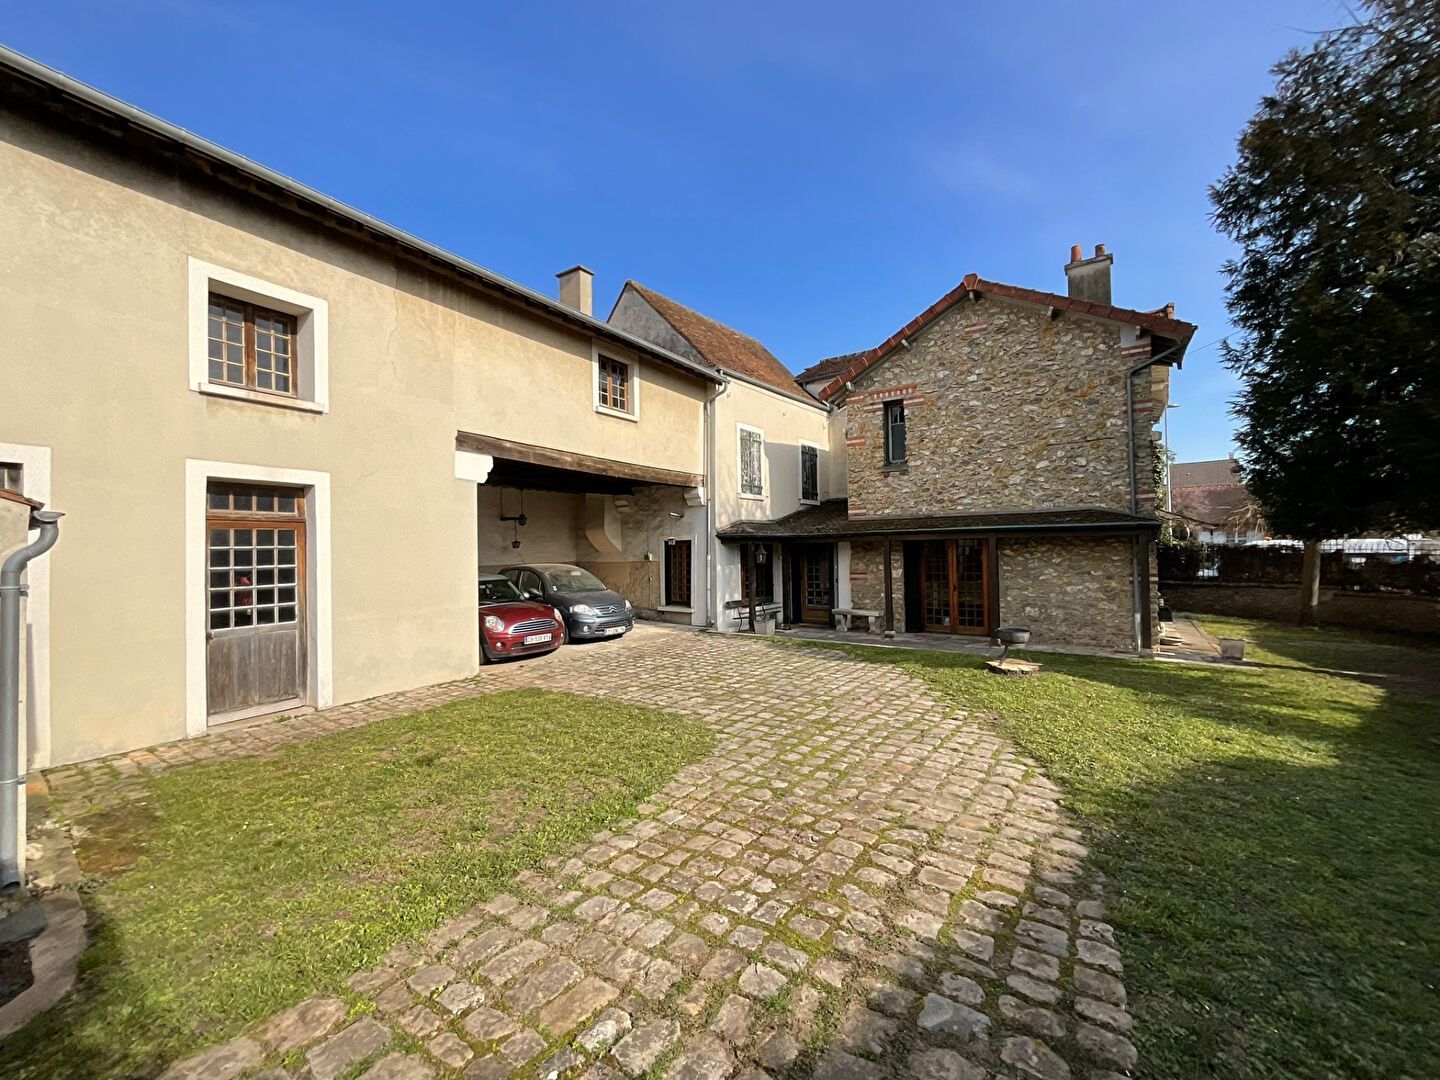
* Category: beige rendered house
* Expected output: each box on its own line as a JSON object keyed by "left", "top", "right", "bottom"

{"left": 0, "top": 45, "right": 1194, "bottom": 781}
{"left": 0, "top": 49, "right": 725, "bottom": 768}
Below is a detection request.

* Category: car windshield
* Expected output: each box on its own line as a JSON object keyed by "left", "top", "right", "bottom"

{"left": 478, "top": 578, "right": 524, "bottom": 603}
{"left": 543, "top": 567, "right": 609, "bottom": 594}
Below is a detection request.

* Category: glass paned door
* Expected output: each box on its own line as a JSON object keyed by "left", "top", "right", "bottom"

{"left": 799, "top": 544, "right": 834, "bottom": 624}
{"left": 206, "top": 483, "right": 307, "bottom": 718}
{"left": 921, "top": 539, "right": 991, "bottom": 635}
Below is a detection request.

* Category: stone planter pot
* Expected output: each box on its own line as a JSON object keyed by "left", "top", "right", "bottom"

{"left": 1219, "top": 637, "right": 1246, "bottom": 661}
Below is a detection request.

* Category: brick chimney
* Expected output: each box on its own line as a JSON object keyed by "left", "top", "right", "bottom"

{"left": 556, "top": 265, "right": 594, "bottom": 316}
{"left": 1064, "top": 243, "right": 1113, "bottom": 305}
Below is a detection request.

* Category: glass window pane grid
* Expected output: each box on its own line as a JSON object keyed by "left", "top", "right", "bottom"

{"left": 207, "top": 293, "right": 298, "bottom": 397}
{"left": 206, "top": 521, "right": 300, "bottom": 630}
{"left": 599, "top": 357, "right": 629, "bottom": 411}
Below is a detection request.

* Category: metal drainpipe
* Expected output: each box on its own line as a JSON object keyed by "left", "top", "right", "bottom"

{"left": 1125, "top": 342, "right": 1181, "bottom": 652}
{"left": 2, "top": 508, "right": 63, "bottom": 890}
{"left": 703, "top": 379, "right": 727, "bottom": 629}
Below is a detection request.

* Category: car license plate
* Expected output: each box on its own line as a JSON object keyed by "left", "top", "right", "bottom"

{"left": 523, "top": 633, "right": 553, "bottom": 645}
{"left": 602, "top": 625, "right": 625, "bottom": 636}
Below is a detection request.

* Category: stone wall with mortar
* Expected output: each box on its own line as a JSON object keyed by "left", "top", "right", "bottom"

{"left": 999, "top": 537, "right": 1136, "bottom": 651}
{"left": 843, "top": 298, "right": 1161, "bottom": 518}
{"left": 847, "top": 535, "right": 1137, "bottom": 649}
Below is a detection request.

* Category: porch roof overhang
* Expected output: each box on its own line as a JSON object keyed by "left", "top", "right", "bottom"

{"left": 457, "top": 431, "right": 705, "bottom": 492}
{"left": 716, "top": 498, "right": 1160, "bottom": 542}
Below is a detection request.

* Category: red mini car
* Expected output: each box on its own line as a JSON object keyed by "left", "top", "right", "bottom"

{"left": 478, "top": 574, "right": 564, "bottom": 662}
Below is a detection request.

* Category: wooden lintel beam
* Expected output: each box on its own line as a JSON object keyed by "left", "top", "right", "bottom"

{"left": 456, "top": 430, "right": 704, "bottom": 489}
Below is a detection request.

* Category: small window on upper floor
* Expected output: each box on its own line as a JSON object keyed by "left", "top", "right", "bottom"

{"left": 0, "top": 462, "right": 21, "bottom": 494}
{"left": 884, "top": 400, "right": 907, "bottom": 466}
{"left": 188, "top": 258, "right": 329, "bottom": 413}
{"left": 596, "top": 355, "right": 635, "bottom": 417}
{"left": 739, "top": 426, "right": 765, "bottom": 498}
{"left": 800, "top": 444, "right": 819, "bottom": 503}
{"left": 208, "top": 294, "right": 298, "bottom": 397}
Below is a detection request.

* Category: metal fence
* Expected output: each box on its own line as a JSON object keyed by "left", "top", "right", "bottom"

{"left": 1158, "top": 543, "right": 1440, "bottom": 597}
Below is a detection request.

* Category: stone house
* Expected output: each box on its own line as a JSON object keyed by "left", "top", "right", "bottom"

{"left": 719, "top": 247, "right": 1196, "bottom": 653}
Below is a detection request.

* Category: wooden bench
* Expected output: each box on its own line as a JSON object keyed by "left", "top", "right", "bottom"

{"left": 833, "top": 608, "right": 883, "bottom": 634}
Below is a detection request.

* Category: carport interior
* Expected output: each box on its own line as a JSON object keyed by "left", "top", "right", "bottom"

{"left": 475, "top": 456, "right": 697, "bottom": 617}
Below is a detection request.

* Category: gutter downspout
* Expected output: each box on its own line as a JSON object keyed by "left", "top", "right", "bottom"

{"left": 703, "top": 379, "right": 727, "bottom": 629}
{"left": 2, "top": 508, "right": 62, "bottom": 890}
{"left": 1125, "top": 342, "right": 1180, "bottom": 654}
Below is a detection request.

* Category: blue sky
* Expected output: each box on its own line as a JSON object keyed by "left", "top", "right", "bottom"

{"left": 6, "top": 1, "right": 1348, "bottom": 462}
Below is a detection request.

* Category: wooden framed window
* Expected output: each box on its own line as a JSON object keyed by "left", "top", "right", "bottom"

{"left": 0, "top": 462, "right": 21, "bottom": 494}
{"left": 665, "top": 539, "right": 692, "bottom": 607}
{"left": 597, "top": 356, "right": 631, "bottom": 413}
{"left": 883, "top": 401, "right": 907, "bottom": 465}
{"left": 207, "top": 293, "right": 298, "bottom": 396}
{"left": 800, "top": 444, "right": 819, "bottom": 503}
{"left": 739, "top": 426, "right": 764, "bottom": 497}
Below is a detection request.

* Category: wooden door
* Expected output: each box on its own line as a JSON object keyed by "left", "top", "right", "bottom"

{"left": 920, "top": 539, "right": 990, "bottom": 634}
{"left": 206, "top": 483, "right": 307, "bottom": 718}
{"left": 798, "top": 545, "right": 834, "bottom": 624}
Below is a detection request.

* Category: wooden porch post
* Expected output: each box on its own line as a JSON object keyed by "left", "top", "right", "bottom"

{"left": 883, "top": 537, "right": 895, "bottom": 638}
{"left": 747, "top": 542, "right": 758, "bottom": 633}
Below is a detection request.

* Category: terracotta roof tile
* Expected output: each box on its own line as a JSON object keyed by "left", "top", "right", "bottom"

{"left": 796, "top": 353, "right": 864, "bottom": 383}
{"left": 626, "top": 283, "right": 803, "bottom": 398}
{"left": 818, "top": 274, "right": 1198, "bottom": 402}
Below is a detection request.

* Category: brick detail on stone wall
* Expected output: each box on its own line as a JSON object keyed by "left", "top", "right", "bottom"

{"left": 998, "top": 537, "right": 1136, "bottom": 652}
{"left": 844, "top": 299, "right": 1151, "bottom": 519}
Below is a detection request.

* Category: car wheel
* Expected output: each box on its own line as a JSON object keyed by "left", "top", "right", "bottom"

{"left": 480, "top": 638, "right": 497, "bottom": 664}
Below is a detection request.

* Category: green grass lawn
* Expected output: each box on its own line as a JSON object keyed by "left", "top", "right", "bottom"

{"left": 1, "top": 689, "right": 711, "bottom": 1080}
{"left": 775, "top": 621, "right": 1440, "bottom": 1079}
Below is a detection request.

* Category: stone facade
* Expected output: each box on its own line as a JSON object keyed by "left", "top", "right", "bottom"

{"left": 843, "top": 299, "right": 1161, "bottom": 519}
{"left": 998, "top": 538, "right": 1136, "bottom": 652}
{"left": 831, "top": 294, "right": 1168, "bottom": 651}
{"left": 846, "top": 536, "right": 1136, "bottom": 650}
{"left": 847, "top": 541, "right": 903, "bottom": 626}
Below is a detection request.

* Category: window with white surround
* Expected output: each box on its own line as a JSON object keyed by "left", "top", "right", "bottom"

{"left": 188, "top": 258, "right": 329, "bottom": 413}
{"left": 593, "top": 347, "right": 639, "bottom": 419}
{"left": 800, "top": 442, "right": 819, "bottom": 504}
{"left": 739, "top": 425, "right": 764, "bottom": 498}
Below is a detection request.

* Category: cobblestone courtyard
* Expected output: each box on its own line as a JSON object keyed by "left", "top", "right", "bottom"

{"left": 46, "top": 626, "right": 1134, "bottom": 1080}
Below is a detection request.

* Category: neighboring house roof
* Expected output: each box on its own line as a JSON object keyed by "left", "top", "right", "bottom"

{"left": 817, "top": 273, "right": 1198, "bottom": 403}
{"left": 716, "top": 499, "right": 1157, "bottom": 541}
{"left": 795, "top": 353, "right": 864, "bottom": 384}
{"left": 1170, "top": 458, "right": 1242, "bottom": 487}
{"left": 1171, "top": 485, "right": 1254, "bottom": 529}
{"left": 622, "top": 282, "right": 804, "bottom": 399}
{"left": 0, "top": 46, "right": 721, "bottom": 387}
{"left": 1169, "top": 458, "right": 1250, "bottom": 528}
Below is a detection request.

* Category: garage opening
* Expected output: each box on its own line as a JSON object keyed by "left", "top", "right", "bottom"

{"left": 462, "top": 433, "right": 704, "bottom": 626}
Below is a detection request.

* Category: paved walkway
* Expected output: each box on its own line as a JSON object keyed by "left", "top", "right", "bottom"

{"left": 49, "top": 626, "right": 1136, "bottom": 1080}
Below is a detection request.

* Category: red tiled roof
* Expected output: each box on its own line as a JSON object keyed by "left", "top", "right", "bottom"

{"left": 1170, "top": 458, "right": 1241, "bottom": 487}
{"left": 796, "top": 352, "right": 864, "bottom": 383}
{"left": 626, "top": 283, "right": 804, "bottom": 399}
{"left": 818, "top": 273, "right": 1198, "bottom": 402}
